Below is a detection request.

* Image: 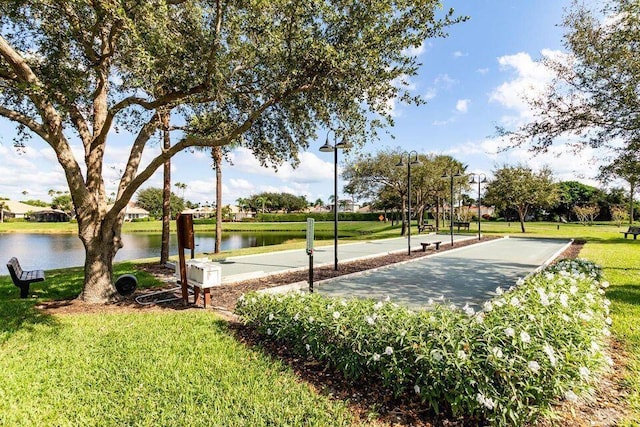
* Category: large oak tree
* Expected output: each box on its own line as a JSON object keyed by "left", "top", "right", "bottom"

{"left": 0, "top": 1, "right": 464, "bottom": 302}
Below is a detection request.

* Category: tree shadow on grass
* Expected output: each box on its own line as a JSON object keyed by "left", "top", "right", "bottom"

{"left": 606, "top": 283, "right": 640, "bottom": 307}
{"left": 0, "top": 299, "right": 60, "bottom": 345}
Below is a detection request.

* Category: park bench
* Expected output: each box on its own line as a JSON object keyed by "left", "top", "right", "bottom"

{"left": 420, "top": 241, "right": 442, "bottom": 252}
{"left": 453, "top": 221, "right": 470, "bottom": 231}
{"left": 417, "top": 224, "right": 435, "bottom": 233}
{"left": 6, "top": 257, "right": 45, "bottom": 298}
{"left": 621, "top": 226, "right": 640, "bottom": 239}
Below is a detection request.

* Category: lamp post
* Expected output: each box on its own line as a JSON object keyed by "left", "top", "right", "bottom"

{"left": 396, "top": 151, "right": 421, "bottom": 255}
{"left": 319, "top": 132, "right": 348, "bottom": 270}
{"left": 469, "top": 173, "right": 488, "bottom": 240}
{"left": 441, "top": 169, "right": 461, "bottom": 246}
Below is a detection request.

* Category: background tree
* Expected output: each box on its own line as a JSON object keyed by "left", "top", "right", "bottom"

{"left": 611, "top": 205, "right": 629, "bottom": 227}
{"left": 499, "top": 0, "right": 640, "bottom": 164}
{"left": 551, "top": 181, "right": 603, "bottom": 221}
{"left": 573, "top": 205, "right": 600, "bottom": 226}
{"left": 0, "top": 1, "right": 464, "bottom": 302}
{"left": 598, "top": 151, "right": 640, "bottom": 224}
{"left": 484, "top": 165, "right": 558, "bottom": 232}
{"left": 136, "top": 188, "right": 184, "bottom": 220}
{"left": 51, "top": 193, "right": 74, "bottom": 215}
{"left": 0, "top": 200, "right": 7, "bottom": 223}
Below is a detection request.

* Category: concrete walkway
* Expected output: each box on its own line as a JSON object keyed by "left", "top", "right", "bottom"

{"left": 315, "top": 237, "right": 572, "bottom": 310}
{"left": 214, "top": 233, "right": 475, "bottom": 283}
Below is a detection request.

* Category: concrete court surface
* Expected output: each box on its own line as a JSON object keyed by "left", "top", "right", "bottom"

{"left": 315, "top": 237, "right": 572, "bottom": 310}
{"left": 215, "top": 233, "right": 475, "bottom": 282}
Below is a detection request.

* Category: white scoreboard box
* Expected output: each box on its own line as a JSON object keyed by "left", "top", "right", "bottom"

{"left": 175, "top": 258, "right": 222, "bottom": 288}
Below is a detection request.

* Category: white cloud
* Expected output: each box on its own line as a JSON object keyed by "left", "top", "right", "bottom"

{"left": 402, "top": 41, "right": 430, "bottom": 57}
{"left": 453, "top": 51, "right": 468, "bottom": 58}
{"left": 456, "top": 99, "right": 471, "bottom": 113}
{"left": 477, "top": 68, "right": 489, "bottom": 75}
{"left": 489, "top": 50, "right": 566, "bottom": 123}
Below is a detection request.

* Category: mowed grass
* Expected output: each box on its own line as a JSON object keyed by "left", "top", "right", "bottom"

{"left": 0, "top": 312, "right": 355, "bottom": 426}
{"left": 0, "top": 270, "right": 356, "bottom": 426}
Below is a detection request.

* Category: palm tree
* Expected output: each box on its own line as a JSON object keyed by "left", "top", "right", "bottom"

{"left": 160, "top": 108, "right": 171, "bottom": 265}
{"left": 255, "top": 196, "right": 271, "bottom": 213}
{"left": 211, "top": 146, "right": 224, "bottom": 253}
{"left": 174, "top": 182, "right": 187, "bottom": 199}
{"left": 0, "top": 200, "right": 8, "bottom": 223}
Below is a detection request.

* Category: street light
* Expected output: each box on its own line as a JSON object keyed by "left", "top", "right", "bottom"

{"left": 319, "top": 132, "right": 348, "bottom": 270}
{"left": 396, "top": 151, "right": 421, "bottom": 255}
{"left": 441, "top": 169, "right": 462, "bottom": 246}
{"left": 469, "top": 173, "right": 488, "bottom": 240}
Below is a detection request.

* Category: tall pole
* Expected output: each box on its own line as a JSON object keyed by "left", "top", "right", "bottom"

{"left": 477, "top": 178, "right": 482, "bottom": 240}
{"left": 449, "top": 174, "right": 454, "bottom": 246}
{"left": 333, "top": 147, "right": 338, "bottom": 270}
{"left": 407, "top": 160, "right": 411, "bottom": 255}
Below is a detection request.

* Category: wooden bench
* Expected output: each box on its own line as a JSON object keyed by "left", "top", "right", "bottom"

{"left": 420, "top": 241, "right": 442, "bottom": 252}
{"left": 417, "top": 224, "right": 435, "bottom": 233}
{"left": 453, "top": 221, "right": 470, "bottom": 231}
{"left": 6, "top": 257, "right": 45, "bottom": 298}
{"left": 621, "top": 226, "right": 640, "bottom": 239}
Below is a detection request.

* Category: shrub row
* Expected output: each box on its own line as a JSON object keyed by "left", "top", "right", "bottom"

{"left": 255, "top": 212, "right": 383, "bottom": 222}
{"left": 235, "top": 259, "right": 612, "bottom": 426}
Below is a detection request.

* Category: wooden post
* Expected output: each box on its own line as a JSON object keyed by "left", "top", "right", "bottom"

{"left": 176, "top": 214, "right": 194, "bottom": 304}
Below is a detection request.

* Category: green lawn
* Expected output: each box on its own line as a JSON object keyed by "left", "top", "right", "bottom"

{"left": 1, "top": 220, "right": 639, "bottom": 424}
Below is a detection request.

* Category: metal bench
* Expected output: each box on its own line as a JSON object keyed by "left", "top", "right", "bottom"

{"left": 453, "top": 221, "right": 470, "bottom": 231}
{"left": 6, "top": 257, "right": 45, "bottom": 298}
{"left": 420, "top": 241, "right": 442, "bottom": 252}
{"left": 621, "top": 226, "right": 640, "bottom": 239}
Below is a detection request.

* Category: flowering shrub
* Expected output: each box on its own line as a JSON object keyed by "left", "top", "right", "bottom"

{"left": 235, "top": 258, "right": 612, "bottom": 425}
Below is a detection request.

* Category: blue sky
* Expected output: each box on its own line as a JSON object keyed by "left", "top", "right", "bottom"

{"left": 0, "top": 1, "right": 610, "bottom": 207}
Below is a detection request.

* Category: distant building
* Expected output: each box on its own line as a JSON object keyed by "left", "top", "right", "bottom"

{"left": 31, "top": 209, "right": 70, "bottom": 222}
{"left": 107, "top": 202, "right": 150, "bottom": 221}
{"left": 0, "top": 200, "right": 41, "bottom": 220}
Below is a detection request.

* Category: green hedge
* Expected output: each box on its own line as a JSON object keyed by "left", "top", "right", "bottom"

{"left": 255, "top": 212, "right": 382, "bottom": 222}
{"left": 235, "top": 259, "right": 612, "bottom": 426}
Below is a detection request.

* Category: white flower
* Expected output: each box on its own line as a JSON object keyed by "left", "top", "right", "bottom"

{"left": 510, "top": 296, "right": 521, "bottom": 308}
{"left": 559, "top": 293, "right": 569, "bottom": 307}
{"left": 505, "top": 327, "right": 515, "bottom": 338}
{"left": 308, "top": 316, "right": 314, "bottom": 323}
{"left": 578, "top": 312, "right": 592, "bottom": 322}
{"left": 603, "top": 298, "right": 611, "bottom": 306}
{"left": 463, "top": 303, "right": 475, "bottom": 316}
{"left": 250, "top": 297, "right": 257, "bottom": 304}
{"left": 604, "top": 355, "right": 614, "bottom": 366}
{"left": 491, "top": 347, "right": 503, "bottom": 359}
{"left": 591, "top": 341, "right": 600, "bottom": 353}
{"left": 598, "top": 289, "right": 606, "bottom": 295}
{"left": 457, "top": 350, "right": 467, "bottom": 360}
{"left": 605, "top": 317, "right": 613, "bottom": 325}
{"left": 603, "top": 327, "right": 611, "bottom": 337}
{"left": 543, "top": 343, "right": 557, "bottom": 367}
{"left": 495, "top": 286, "right": 504, "bottom": 295}
{"left": 333, "top": 311, "right": 340, "bottom": 319}
{"left": 545, "top": 272, "right": 554, "bottom": 280}
{"left": 528, "top": 360, "right": 540, "bottom": 373}
{"left": 562, "top": 314, "right": 571, "bottom": 322}
{"left": 293, "top": 312, "right": 300, "bottom": 321}
{"left": 414, "top": 384, "right": 421, "bottom": 394}
{"left": 516, "top": 277, "right": 525, "bottom": 286}
{"left": 366, "top": 316, "right": 375, "bottom": 325}
{"left": 384, "top": 295, "right": 391, "bottom": 302}
{"left": 340, "top": 299, "right": 348, "bottom": 306}
{"left": 384, "top": 346, "right": 394, "bottom": 356}
{"left": 564, "top": 390, "right": 578, "bottom": 403}
{"left": 579, "top": 366, "right": 590, "bottom": 379}
{"left": 520, "top": 331, "right": 531, "bottom": 344}
{"left": 536, "top": 287, "right": 550, "bottom": 306}
{"left": 373, "top": 301, "right": 383, "bottom": 311}
{"left": 305, "top": 343, "right": 311, "bottom": 351}
{"left": 601, "top": 281, "right": 610, "bottom": 288}
{"left": 267, "top": 328, "right": 272, "bottom": 335}
{"left": 476, "top": 393, "right": 496, "bottom": 410}
{"left": 432, "top": 350, "right": 443, "bottom": 362}
{"left": 238, "top": 294, "right": 245, "bottom": 302}
{"left": 483, "top": 301, "right": 493, "bottom": 312}
{"left": 372, "top": 353, "right": 381, "bottom": 362}
{"left": 427, "top": 298, "right": 434, "bottom": 305}
{"left": 268, "top": 313, "right": 274, "bottom": 321}
{"left": 569, "top": 285, "right": 579, "bottom": 295}
{"left": 475, "top": 313, "right": 485, "bottom": 324}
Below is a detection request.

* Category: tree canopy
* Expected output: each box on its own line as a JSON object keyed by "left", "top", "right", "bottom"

{"left": 483, "top": 165, "right": 558, "bottom": 233}
{"left": 136, "top": 187, "right": 185, "bottom": 219}
{"left": 0, "top": 0, "right": 465, "bottom": 302}
{"left": 498, "top": 0, "right": 640, "bottom": 160}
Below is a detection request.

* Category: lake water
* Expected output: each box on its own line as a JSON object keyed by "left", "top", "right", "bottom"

{"left": 0, "top": 232, "right": 304, "bottom": 274}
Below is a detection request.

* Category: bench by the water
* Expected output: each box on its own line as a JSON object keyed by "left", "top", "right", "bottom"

{"left": 420, "top": 241, "right": 442, "bottom": 252}
{"left": 6, "top": 257, "right": 45, "bottom": 298}
{"left": 621, "top": 226, "right": 640, "bottom": 239}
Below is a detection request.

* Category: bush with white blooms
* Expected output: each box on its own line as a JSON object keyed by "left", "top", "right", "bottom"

{"left": 235, "top": 258, "right": 612, "bottom": 425}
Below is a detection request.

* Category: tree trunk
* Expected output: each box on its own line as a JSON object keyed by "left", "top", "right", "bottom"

{"left": 160, "top": 110, "right": 171, "bottom": 264}
{"left": 212, "top": 147, "right": 223, "bottom": 253}
{"left": 78, "top": 227, "right": 120, "bottom": 303}
{"left": 518, "top": 206, "right": 527, "bottom": 233}
{"left": 630, "top": 181, "right": 635, "bottom": 225}
{"left": 435, "top": 197, "right": 441, "bottom": 230}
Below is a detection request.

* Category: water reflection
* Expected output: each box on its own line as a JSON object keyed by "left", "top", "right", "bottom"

{"left": 0, "top": 231, "right": 306, "bottom": 274}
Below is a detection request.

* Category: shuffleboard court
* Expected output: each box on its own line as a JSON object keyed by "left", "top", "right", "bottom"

{"left": 316, "top": 237, "right": 572, "bottom": 310}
